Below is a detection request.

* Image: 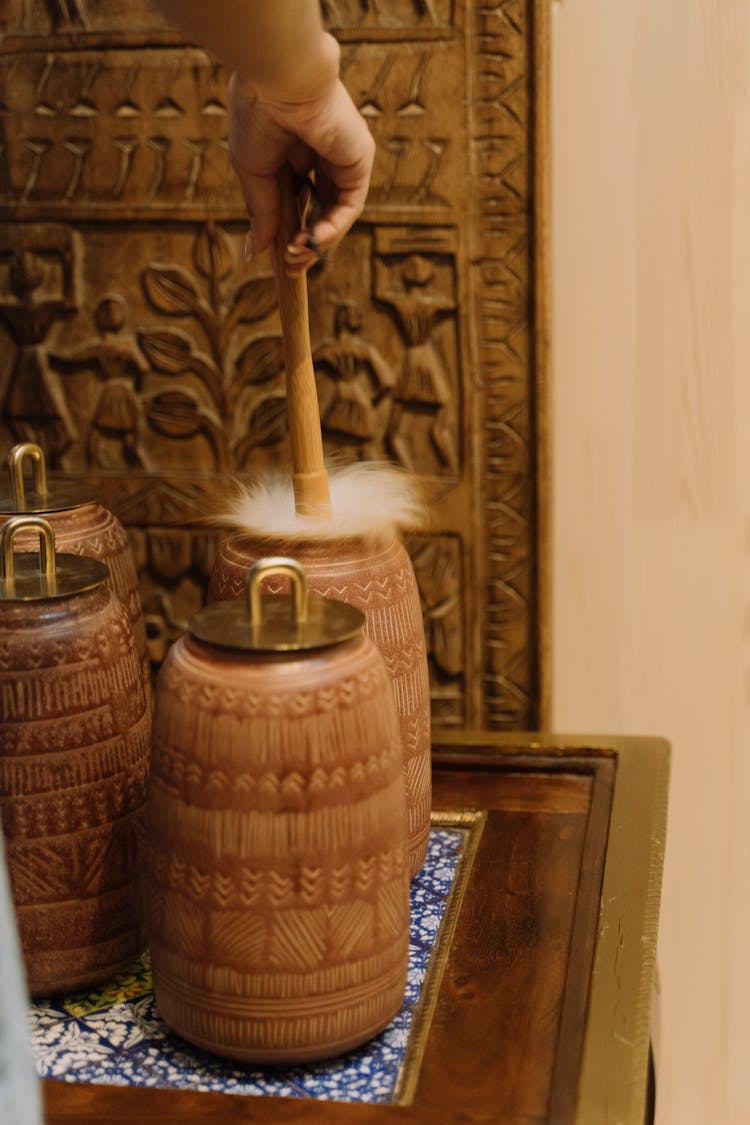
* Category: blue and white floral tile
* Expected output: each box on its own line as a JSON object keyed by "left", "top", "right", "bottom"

{"left": 29, "top": 827, "right": 465, "bottom": 1105}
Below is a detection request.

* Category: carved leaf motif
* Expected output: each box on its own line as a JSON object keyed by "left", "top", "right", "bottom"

{"left": 242, "top": 394, "right": 288, "bottom": 448}
{"left": 235, "top": 335, "right": 284, "bottom": 387}
{"left": 142, "top": 266, "right": 202, "bottom": 317}
{"left": 193, "top": 225, "right": 234, "bottom": 282}
{"left": 229, "top": 277, "right": 278, "bottom": 324}
{"left": 137, "top": 329, "right": 193, "bottom": 373}
{"left": 145, "top": 389, "right": 220, "bottom": 439}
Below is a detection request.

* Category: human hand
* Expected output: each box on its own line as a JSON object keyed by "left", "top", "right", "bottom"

{"left": 229, "top": 62, "right": 375, "bottom": 274}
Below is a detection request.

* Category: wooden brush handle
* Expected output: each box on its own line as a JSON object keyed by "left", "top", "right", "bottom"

{"left": 273, "top": 166, "right": 332, "bottom": 519}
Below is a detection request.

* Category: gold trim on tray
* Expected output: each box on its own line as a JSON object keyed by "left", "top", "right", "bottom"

{"left": 393, "top": 809, "right": 488, "bottom": 1106}
{"left": 574, "top": 735, "right": 670, "bottom": 1125}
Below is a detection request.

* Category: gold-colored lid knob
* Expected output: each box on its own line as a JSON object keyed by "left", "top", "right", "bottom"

{"left": 0, "top": 443, "right": 96, "bottom": 514}
{"left": 0, "top": 515, "right": 109, "bottom": 602}
{"left": 189, "top": 556, "right": 365, "bottom": 652}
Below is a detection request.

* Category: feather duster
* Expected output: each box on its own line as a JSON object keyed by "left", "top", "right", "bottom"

{"left": 217, "top": 461, "right": 428, "bottom": 543}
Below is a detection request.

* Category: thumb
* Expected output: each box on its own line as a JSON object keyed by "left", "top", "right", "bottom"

{"left": 234, "top": 169, "right": 280, "bottom": 256}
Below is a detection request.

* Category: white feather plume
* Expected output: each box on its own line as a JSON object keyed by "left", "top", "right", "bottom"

{"left": 217, "top": 462, "right": 428, "bottom": 542}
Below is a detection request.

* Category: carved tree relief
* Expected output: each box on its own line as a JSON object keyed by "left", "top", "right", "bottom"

{"left": 0, "top": 0, "right": 548, "bottom": 729}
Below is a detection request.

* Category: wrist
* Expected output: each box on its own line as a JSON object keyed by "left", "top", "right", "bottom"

{"left": 241, "top": 31, "right": 340, "bottom": 107}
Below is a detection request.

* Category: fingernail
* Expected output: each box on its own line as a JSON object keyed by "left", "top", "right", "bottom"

{"left": 243, "top": 229, "right": 253, "bottom": 261}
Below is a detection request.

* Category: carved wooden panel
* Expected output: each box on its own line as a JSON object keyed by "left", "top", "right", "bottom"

{"left": 0, "top": 1, "right": 549, "bottom": 730}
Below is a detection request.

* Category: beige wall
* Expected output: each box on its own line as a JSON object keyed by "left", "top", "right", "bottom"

{"left": 551, "top": 2, "right": 750, "bottom": 1122}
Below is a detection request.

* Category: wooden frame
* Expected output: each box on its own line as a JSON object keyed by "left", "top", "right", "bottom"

{"left": 42, "top": 732, "right": 669, "bottom": 1124}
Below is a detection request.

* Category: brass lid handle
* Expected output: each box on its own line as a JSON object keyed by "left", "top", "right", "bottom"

{"left": 247, "top": 557, "right": 309, "bottom": 632}
{"left": 8, "top": 443, "right": 48, "bottom": 510}
{"left": 0, "top": 514, "right": 57, "bottom": 597}
{"left": 188, "top": 555, "right": 364, "bottom": 653}
{"left": 0, "top": 442, "right": 95, "bottom": 515}
{"left": 0, "top": 513, "right": 108, "bottom": 602}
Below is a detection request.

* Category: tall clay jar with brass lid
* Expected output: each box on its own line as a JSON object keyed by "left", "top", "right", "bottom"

{"left": 208, "top": 533, "right": 431, "bottom": 878}
{"left": 0, "top": 516, "right": 150, "bottom": 995}
{"left": 149, "top": 557, "right": 410, "bottom": 1064}
{"left": 0, "top": 443, "right": 149, "bottom": 691}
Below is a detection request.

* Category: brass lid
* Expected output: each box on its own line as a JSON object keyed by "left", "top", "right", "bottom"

{"left": 0, "top": 515, "right": 109, "bottom": 602}
{"left": 0, "top": 443, "right": 96, "bottom": 514}
{"left": 189, "top": 557, "right": 365, "bottom": 652}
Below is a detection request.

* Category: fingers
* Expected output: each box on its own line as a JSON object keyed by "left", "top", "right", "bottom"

{"left": 296, "top": 192, "right": 367, "bottom": 255}
{"left": 282, "top": 134, "right": 374, "bottom": 276}
{"left": 229, "top": 73, "right": 375, "bottom": 270}
{"left": 292, "top": 146, "right": 373, "bottom": 249}
{"left": 281, "top": 177, "right": 367, "bottom": 275}
{"left": 228, "top": 74, "right": 287, "bottom": 256}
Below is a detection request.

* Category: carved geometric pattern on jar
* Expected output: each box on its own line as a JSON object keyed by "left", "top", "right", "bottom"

{"left": 15, "top": 886, "right": 139, "bottom": 950}
{"left": 7, "top": 811, "right": 145, "bottom": 906}
{"left": 149, "top": 803, "right": 406, "bottom": 881}
{"left": 227, "top": 561, "right": 419, "bottom": 610}
{"left": 0, "top": 612, "right": 143, "bottom": 683}
{"left": 151, "top": 742, "right": 402, "bottom": 812}
{"left": 0, "top": 719, "right": 150, "bottom": 789}
{"left": 150, "top": 955, "right": 408, "bottom": 1059}
{"left": 151, "top": 888, "right": 407, "bottom": 977}
{"left": 149, "top": 844, "right": 407, "bottom": 911}
{"left": 2, "top": 765, "right": 147, "bottom": 838}
{"left": 158, "top": 656, "right": 394, "bottom": 720}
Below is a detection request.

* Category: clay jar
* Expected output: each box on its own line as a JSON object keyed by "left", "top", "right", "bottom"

{"left": 0, "top": 443, "right": 149, "bottom": 688}
{"left": 208, "top": 534, "right": 431, "bottom": 876}
{"left": 0, "top": 516, "right": 150, "bottom": 995}
{"left": 149, "top": 557, "right": 410, "bottom": 1063}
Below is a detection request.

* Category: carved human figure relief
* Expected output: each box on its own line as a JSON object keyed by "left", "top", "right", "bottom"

{"left": 49, "top": 295, "right": 149, "bottom": 471}
{"left": 313, "top": 300, "right": 396, "bottom": 461}
{"left": 0, "top": 235, "right": 77, "bottom": 465}
{"left": 42, "top": 0, "right": 88, "bottom": 32}
{"left": 16, "top": 0, "right": 88, "bottom": 34}
{"left": 375, "top": 254, "right": 458, "bottom": 474}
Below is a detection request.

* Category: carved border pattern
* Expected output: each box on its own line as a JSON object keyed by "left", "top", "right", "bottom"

{"left": 469, "top": 0, "right": 540, "bottom": 726}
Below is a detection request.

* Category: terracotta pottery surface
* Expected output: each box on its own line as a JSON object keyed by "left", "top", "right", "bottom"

{"left": 0, "top": 502, "right": 149, "bottom": 690}
{"left": 0, "top": 584, "right": 150, "bottom": 996}
{"left": 148, "top": 630, "right": 410, "bottom": 1064}
{"left": 208, "top": 534, "right": 431, "bottom": 876}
